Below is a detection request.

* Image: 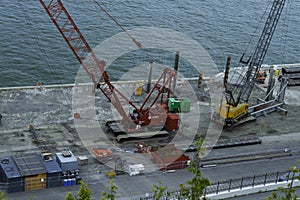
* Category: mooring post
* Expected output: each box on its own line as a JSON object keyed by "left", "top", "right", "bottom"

{"left": 147, "top": 61, "right": 153, "bottom": 93}
{"left": 224, "top": 56, "right": 231, "bottom": 88}
{"left": 172, "top": 51, "right": 179, "bottom": 92}
{"left": 198, "top": 70, "right": 203, "bottom": 90}
{"left": 29, "top": 124, "right": 39, "bottom": 141}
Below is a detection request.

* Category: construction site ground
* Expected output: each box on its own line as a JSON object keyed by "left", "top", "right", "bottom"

{"left": 0, "top": 76, "right": 300, "bottom": 199}
{"left": 0, "top": 77, "right": 299, "bottom": 160}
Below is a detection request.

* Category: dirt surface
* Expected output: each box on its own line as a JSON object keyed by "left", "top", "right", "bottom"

{"left": 0, "top": 79, "right": 300, "bottom": 200}
{"left": 0, "top": 80, "right": 299, "bottom": 165}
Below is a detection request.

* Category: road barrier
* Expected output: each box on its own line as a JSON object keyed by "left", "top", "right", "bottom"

{"left": 134, "top": 170, "right": 299, "bottom": 200}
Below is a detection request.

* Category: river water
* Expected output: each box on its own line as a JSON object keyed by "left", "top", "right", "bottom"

{"left": 0, "top": 0, "right": 299, "bottom": 87}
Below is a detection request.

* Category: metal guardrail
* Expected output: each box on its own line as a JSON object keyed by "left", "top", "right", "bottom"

{"left": 0, "top": 77, "right": 201, "bottom": 91}
{"left": 134, "top": 170, "right": 294, "bottom": 200}
{"left": 0, "top": 170, "right": 296, "bottom": 199}
{"left": 204, "top": 171, "right": 284, "bottom": 195}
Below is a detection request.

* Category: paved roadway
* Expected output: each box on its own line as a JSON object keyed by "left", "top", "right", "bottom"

{"left": 6, "top": 132, "right": 300, "bottom": 200}
{"left": 228, "top": 190, "right": 300, "bottom": 200}
{"left": 6, "top": 154, "right": 300, "bottom": 200}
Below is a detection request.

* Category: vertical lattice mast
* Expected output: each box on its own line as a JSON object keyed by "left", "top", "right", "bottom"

{"left": 227, "top": 0, "right": 286, "bottom": 106}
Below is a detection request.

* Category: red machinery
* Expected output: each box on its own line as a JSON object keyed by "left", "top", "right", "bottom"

{"left": 39, "top": 0, "right": 179, "bottom": 136}
{"left": 136, "top": 142, "right": 189, "bottom": 170}
{"left": 151, "top": 144, "right": 190, "bottom": 171}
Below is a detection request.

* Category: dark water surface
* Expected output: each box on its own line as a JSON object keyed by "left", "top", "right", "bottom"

{"left": 0, "top": 0, "right": 299, "bottom": 87}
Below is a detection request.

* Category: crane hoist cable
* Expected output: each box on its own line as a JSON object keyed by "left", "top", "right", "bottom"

{"left": 228, "top": 0, "right": 278, "bottom": 97}
{"left": 241, "top": 0, "right": 273, "bottom": 59}
{"left": 21, "top": 4, "right": 76, "bottom": 106}
{"left": 93, "top": 0, "right": 142, "bottom": 49}
{"left": 280, "top": 0, "right": 292, "bottom": 63}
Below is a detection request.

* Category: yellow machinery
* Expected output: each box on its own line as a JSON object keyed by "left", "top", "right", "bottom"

{"left": 215, "top": 102, "right": 250, "bottom": 127}
{"left": 105, "top": 171, "right": 116, "bottom": 178}
{"left": 215, "top": 0, "right": 286, "bottom": 127}
{"left": 218, "top": 103, "right": 248, "bottom": 120}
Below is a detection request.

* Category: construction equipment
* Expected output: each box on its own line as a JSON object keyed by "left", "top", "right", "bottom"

{"left": 105, "top": 170, "right": 116, "bottom": 178}
{"left": 168, "top": 98, "right": 191, "bottom": 112}
{"left": 214, "top": 0, "right": 287, "bottom": 127}
{"left": 92, "top": 148, "right": 113, "bottom": 164}
{"left": 39, "top": 0, "right": 180, "bottom": 139}
{"left": 124, "top": 164, "right": 145, "bottom": 176}
{"left": 256, "top": 70, "right": 267, "bottom": 84}
{"left": 281, "top": 67, "right": 300, "bottom": 86}
{"left": 150, "top": 144, "right": 190, "bottom": 171}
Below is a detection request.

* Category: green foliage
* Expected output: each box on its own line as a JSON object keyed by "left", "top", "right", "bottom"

{"left": 65, "top": 192, "right": 76, "bottom": 200}
{"left": 152, "top": 180, "right": 170, "bottom": 200}
{"left": 100, "top": 179, "right": 118, "bottom": 200}
{"left": 0, "top": 192, "right": 8, "bottom": 200}
{"left": 63, "top": 137, "right": 212, "bottom": 200}
{"left": 64, "top": 181, "right": 92, "bottom": 200}
{"left": 64, "top": 179, "right": 118, "bottom": 200}
{"left": 78, "top": 181, "right": 92, "bottom": 200}
{"left": 267, "top": 166, "right": 300, "bottom": 200}
{"left": 29, "top": 195, "right": 35, "bottom": 200}
{"left": 179, "top": 137, "right": 210, "bottom": 200}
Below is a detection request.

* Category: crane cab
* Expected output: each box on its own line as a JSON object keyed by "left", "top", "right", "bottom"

{"left": 215, "top": 103, "right": 249, "bottom": 127}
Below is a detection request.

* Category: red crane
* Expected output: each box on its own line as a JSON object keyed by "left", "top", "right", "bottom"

{"left": 39, "top": 0, "right": 177, "bottom": 135}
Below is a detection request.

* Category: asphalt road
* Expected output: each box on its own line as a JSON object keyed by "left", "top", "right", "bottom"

{"left": 5, "top": 156, "right": 300, "bottom": 200}
{"left": 228, "top": 190, "right": 300, "bottom": 200}
{"left": 5, "top": 134, "right": 300, "bottom": 200}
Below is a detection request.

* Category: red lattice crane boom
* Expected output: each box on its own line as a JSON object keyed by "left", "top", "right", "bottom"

{"left": 40, "top": 0, "right": 133, "bottom": 120}
{"left": 39, "top": 0, "right": 176, "bottom": 132}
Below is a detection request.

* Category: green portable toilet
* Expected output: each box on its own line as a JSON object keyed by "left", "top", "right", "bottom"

{"left": 168, "top": 98, "right": 190, "bottom": 112}
{"left": 179, "top": 98, "right": 191, "bottom": 112}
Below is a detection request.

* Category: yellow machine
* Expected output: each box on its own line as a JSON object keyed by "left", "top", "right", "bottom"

{"left": 216, "top": 103, "right": 249, "bottom": 127}
{"left": 214, "top": 0, "right": 285, "bottom": 128}
{"left": 105, "top": 170, "right": 116, "bottom": 178}
{"left": 218, "top": 103, "right": 248, "bottom": 120}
